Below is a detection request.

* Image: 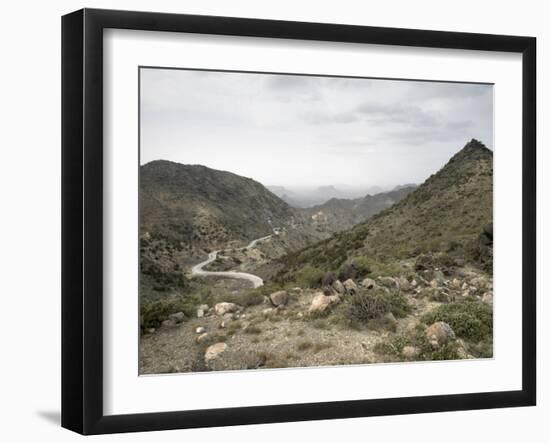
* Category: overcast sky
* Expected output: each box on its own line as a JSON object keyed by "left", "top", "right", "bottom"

{"left": 140, "top": 68, "right": 493, "bottom": 189}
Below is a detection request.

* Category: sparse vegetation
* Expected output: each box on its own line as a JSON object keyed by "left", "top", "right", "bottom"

{"left": 140, "top": 140, "right": 493, "bottom": 373}
{"left": 374, "top": 325, "right": 461, "bottom": 361}
{"left": 421, "top": 300, "right": 493, "bottom": 342}
{"left": 347, "top": 289, "right": 411, "bottom": 324}
{"left": 297, "top": 340, "right": 314, "bottom": 351}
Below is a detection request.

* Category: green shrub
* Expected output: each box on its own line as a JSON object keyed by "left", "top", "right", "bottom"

{"left": 421, "top": 300, "right": 492, "bottom": 342}
{"left": 347, "top": 289, "right": 411, "bottom": 323}
{"left": 374, "top": 327, "right": 461, "bottom": 361}
{"left": 219, "top": 289, "right": 264, "bottom": 307}
{"left": 294, "top": 265, "right": 325, "bottom": 288}
{"left": 140, "top": 297, "right": 191, "bottom": 330}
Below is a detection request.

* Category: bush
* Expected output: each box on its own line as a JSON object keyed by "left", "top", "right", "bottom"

{"left": 321, "top": 272, "right": 337, "bottom": 287}
{"left": 220, "top": 289, "right": 264, "bottom": 307}
{"left": 347, "top": 289, "right": 411, "bottom": 323}
{"left": 294, "top": 265, "right": 325, "bottom": 288}
{"left": 421, "top": 300, "right": 492, "bottom": 342}
{"left": 140, "top": 297, "right": 191, "bottom": 331}
{"left": 374, "top": 326, "right": 461, "bottom": 361}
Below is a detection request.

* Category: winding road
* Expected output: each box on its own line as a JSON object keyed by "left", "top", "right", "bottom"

{"left": 190, "top": 234, "right": 273, "bottom": 288}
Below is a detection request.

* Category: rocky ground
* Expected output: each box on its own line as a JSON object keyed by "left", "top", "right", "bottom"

{"left": 139, "top": 262, "right": 493, "bottom": 375}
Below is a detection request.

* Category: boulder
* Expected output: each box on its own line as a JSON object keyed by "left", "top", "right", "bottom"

{"left": 433, "top": 270, "right": 445, "bottom": 285}
{"left": 450, "top": 278, "right": 461, "bottom": 289}
{"left": 214, "top": 302, "right": 241, "bottom": 316}
{"left": 429, "top": 289, "right": 450, "bottom": 303}
{"left": 397, "top": 277, "right": 411, "bottom": 291}
{"left": 269, "top": 290, "right": 289, "bottom": 307}
{"left": 308, "top": 292, "right": 340, "bottom": 314}
{"left": 161, "top": 319, "right": 177, "bottom": 328}
{"left": 262, "top": 308, "right": 274, "bottom": 316}
{"left": 361, "top": 278, "right": 376, "bottom": 289}
{"left": 402, "top": 346, "right": 419, "bottom": 359}
{"left": 456, "top": 339, "right": 473, "bottom": 359}
{"left": 204, "top": 342, "right": 227, "bottom": 367}
{"left": 377, "top": 276, "right": 398, "bottom": 289}
{"left": 206, "top": 348, "right": 266, "bottom": 371}
{"left": 343, "top": 279, "right": 358, "bottom": 294}
{"left": 195, "top": 326, "right": 206, "bottom": 334}
{"left": 383, "top": 312, "right": 398, "bottom": 330}
{"left": 425, "top": 322, "right": 456, "bottom": 348}
{"left": 169, "top": 312, "right": 186, "bottom": 323}
{"left": 196, "top": 304, "right": 209, "bottom": 318}
{"left": 482, "top": 291, "right": 493, "bottom": 304}
{"left": 332, "top": 279, "right": 345, "bottom": 294}
{"left": 196, "top": 333, "right": 209, "bottom": 343}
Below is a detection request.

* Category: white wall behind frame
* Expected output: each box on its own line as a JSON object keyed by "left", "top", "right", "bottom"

{"left": 0, "top": 1, "right": 545, "bottom": 443}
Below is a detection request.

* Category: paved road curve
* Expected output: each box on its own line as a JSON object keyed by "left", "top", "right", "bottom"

{"left": 190, "top": 235, "right": 273, "bottom": 288}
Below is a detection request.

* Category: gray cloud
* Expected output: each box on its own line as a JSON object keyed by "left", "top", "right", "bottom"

{"left": 140, "top": 68, "right": 493, "bottom": 188}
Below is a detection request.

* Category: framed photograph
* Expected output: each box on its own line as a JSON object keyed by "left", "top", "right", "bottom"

{"left": 62, "top": 8, "right": 536, "bottom": 435}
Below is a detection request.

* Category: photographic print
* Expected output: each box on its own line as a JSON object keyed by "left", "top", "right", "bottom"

{"left": 138, "top": 68, "right": 494, "bottom": 375}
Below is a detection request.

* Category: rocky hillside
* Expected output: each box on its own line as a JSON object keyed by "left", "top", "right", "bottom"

{"left": 140, "top": 161, "right": 299, "bottom": 253}
{"left": 302, "top": 186, "right": 416, "bottom": 233}
{"left": 277, "top": 139, "right": 493, "bottom": 282}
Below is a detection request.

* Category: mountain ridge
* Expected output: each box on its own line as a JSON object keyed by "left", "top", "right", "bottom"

{"left": 276, "top": 139, "right": 493, "bottom": 281}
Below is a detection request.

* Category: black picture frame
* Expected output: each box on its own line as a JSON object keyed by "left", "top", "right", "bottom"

{"left": 61, "top": 8, "right": 536, "bottom": 435}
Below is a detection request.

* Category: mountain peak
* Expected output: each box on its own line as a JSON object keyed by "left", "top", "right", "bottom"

{"left": 449, "top": 139, "right": 492, "bottom": 164}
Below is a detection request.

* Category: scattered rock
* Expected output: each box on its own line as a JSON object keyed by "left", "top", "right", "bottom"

{"left": 361, "top": 278, "right": 376, "bottom": 289}
{"left": 343, "top": 279, "right": 358, "bottom": 294}
{"left": 402, "top": 346, "right": 419, "bottom": 359}
{"left": 196, "top": 304, "right": 209, "bottom": 318}
{"left": 161, "top": 319, "right": 177, "bottom": 328}
{"left": 214, "top": 302, "right": 241, "bottom": 316}
{"left": 262, "top": 308, "right": 274, "bottom": 316}
{"left": 456, "top": 339, "right": 473, "bottom": 359}
{"left": 269, "top": 290, "right": 289, "bottom": 307}
{"left": 206, "top": 348, "right": 266, "bottom": 371}
{"left": 204, "top": 342, "right": 227, "bottom": 367}
{"left": 425, "top": 322, "right": 456, "bottom": 348}
{"left": 383, "top": 312, "right": 398, "bottom": 330}
{"left": 146, "top": 328, "right": 155, "bottom": 334}
{"left": 470, "top": 277, "right": 487, "bottom": 289}
{"left": 429, "top": 289, "right": 450, "bottom": 303}
{"left": 397, "top": 277, "right": 411, "bottom": 291}
{"left": 377, "top": 276, "right": 398, "bottom": 289}
{"left": 433, "top": 270, "right": 445, "bottom": 284}
{"left": 195, "top": 326, "right": 206, "bottom": 334}
{"left": 411, "top": 279, "right": 418, "bottom": 287}
{"left": 308, "top": 292, "right": 340, "bottom": 314}
{"left": 169, "top": 312, "right": 186, "bottom": 323}
{"left": 482, "top": 291, "right": 493, "bottom": 304}
{"left": 196, "top": 333, "right": 209, "bottom": 343}
{"left": 332, "top": 280, "right": 345, "bottom": 294}
{"left": 450, "top": 278, "right": 461, "bottom": 289}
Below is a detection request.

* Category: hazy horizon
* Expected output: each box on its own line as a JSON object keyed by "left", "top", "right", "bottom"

{"left": 140, "top": 68, "right": 493, "bottom": 189}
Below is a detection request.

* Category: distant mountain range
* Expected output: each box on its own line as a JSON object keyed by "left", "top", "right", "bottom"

{"left": 267, "top": 184, "right": 388, "bottom": 208}
{"left": 303, "top": 185, "right": 417, "bottom": 232}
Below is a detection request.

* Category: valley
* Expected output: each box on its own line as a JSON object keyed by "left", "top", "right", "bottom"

{"left": 139, "top": 139, "right": 493, "bottom": 374}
